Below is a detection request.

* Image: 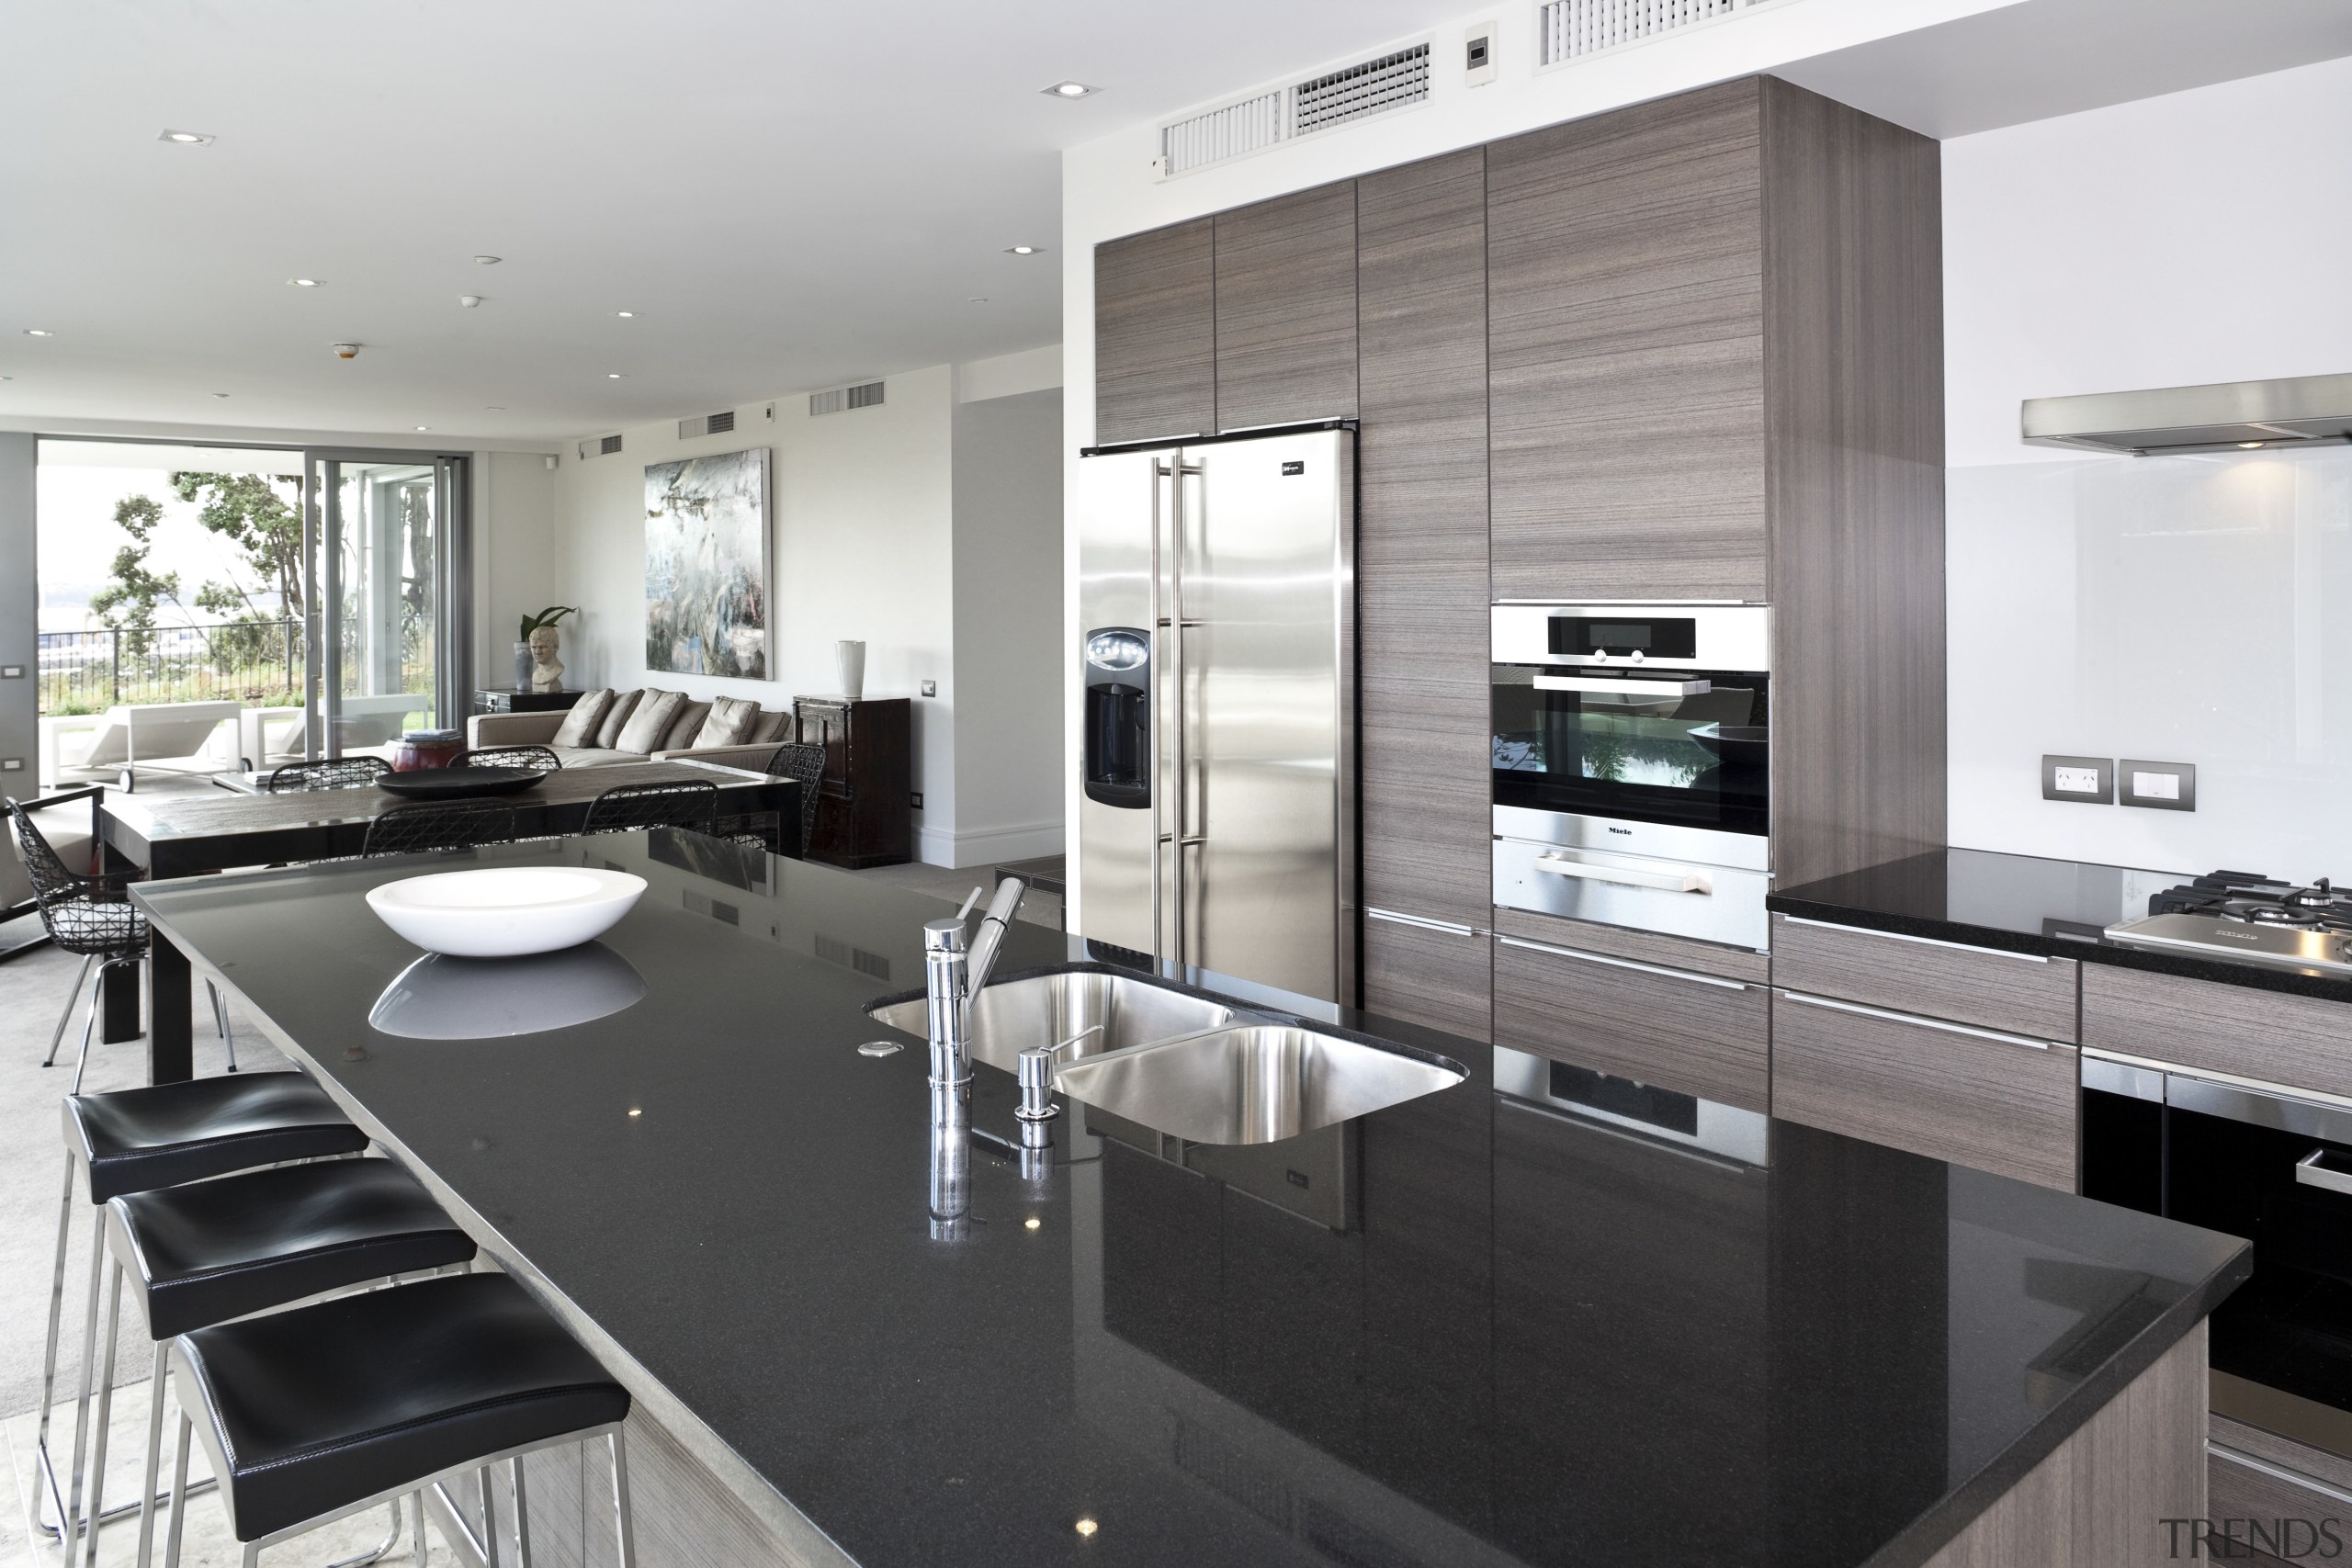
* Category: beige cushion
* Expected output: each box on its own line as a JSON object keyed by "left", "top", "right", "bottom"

{"left": 551, "top": 690, "right": 614, "bottom": 749}
{"left": 594, "top": 690, "right": 643, "bottom": 750}
{"left": 550, "top": 746, "right": 639, "bottom": 768}
{"left": 616, "top": 689, "right": 686, "bottom": 753}
{"left": 749, "top": 708, "right": 794, "bottom": 745}
{"left": 695, "top": 695, "right": 762, "bottom": 749}
{"left": 660, "top": 700, "right": 711, "bottom": 752}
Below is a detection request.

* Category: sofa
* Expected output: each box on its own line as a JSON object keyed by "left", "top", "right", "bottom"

{"left": 465, "top": 687, "right": 794, "bottom": 773}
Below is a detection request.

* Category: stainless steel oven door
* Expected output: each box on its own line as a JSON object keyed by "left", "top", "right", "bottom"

{"left": 1494, "top": 808, "right": 1770, "bottom": 951}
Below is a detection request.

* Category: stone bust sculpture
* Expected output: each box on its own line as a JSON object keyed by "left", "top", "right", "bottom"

{"left": 527, "top": 625, "right": 565, "bottom": 693}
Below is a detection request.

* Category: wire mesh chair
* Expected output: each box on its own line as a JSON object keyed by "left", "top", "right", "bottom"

{"left": 763, "top": 741, "right": 828, "bottom": 855}
{"left": 458, "top": 745, "right": 561, "bottom": 773}
{"left": 6, "top": 800, "right": 237, "bottom": 1089}
{"left": 582, "top": 780, "right": 718, "bottom": 837}
{"left": 362, "top": 799, "right": 520, "bottom": 858}
{"left": 267, "top": 756, "right": 392, "bottom": 793}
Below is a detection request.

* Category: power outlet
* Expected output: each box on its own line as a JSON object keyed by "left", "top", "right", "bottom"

{"left": 910, "top": 792, "right": 924, "bottom": 810}
{"left": 0, "top": 759, "right": 20, "bottom": 772}
{"left": 2041, "top": 754, "right": 2114, "bottom": 805}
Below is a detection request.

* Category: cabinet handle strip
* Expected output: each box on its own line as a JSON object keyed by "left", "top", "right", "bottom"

{"left": 1776, "top": 989, "right": 2054, "bottom": 1050}
{"left": 2208, "top": 1442, "right": 2352, "bottom": 1510}
{"left": 1498, "top": 935, "right": 1748, "bottom": 990}
{"left": 1777, "top": 915, "right": 2056, "bottom": 965}
{"left": 1365, "top": 908, "right": 1482, "bottom": 938}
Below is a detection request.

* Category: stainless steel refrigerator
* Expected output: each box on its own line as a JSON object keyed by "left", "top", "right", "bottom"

{"left": 1077, "top": 423, "right": 1355, "bottom": 1004}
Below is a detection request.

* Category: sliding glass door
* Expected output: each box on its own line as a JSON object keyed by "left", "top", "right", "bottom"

{"left": 303, "top": 452, "right": 469, "bottom": 758}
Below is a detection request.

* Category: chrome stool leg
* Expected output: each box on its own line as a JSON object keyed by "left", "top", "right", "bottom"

{"left": 82, "top": 1253, "right": 123, "bottom": 1568}
{"left": 510, "top": 1457, "right": 533, "bottom": 1568}
{"left": 134, "top": 1350, "right": 168, "bottom": 1568}
{"left": 610, "top": 1428, "right": 636, "bottom": 1568}
{"left": 33, "top": 1154, "right": 77, "bottom": 1540}
{"left": 44, "top": 954, "right": 96, "bottom": 1067}
{"left": 62, "top": 1206, "right": 106, "bottom": 1549}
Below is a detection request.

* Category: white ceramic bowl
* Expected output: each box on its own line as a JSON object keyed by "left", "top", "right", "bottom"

{"left": 366, "top": 866, "right": 647, "bottom": 958}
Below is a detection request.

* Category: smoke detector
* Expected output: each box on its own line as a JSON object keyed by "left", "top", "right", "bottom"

{"left": 333, "top": 344, "right": 361, "bottom": 359}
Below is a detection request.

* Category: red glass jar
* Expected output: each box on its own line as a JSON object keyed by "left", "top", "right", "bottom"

{"left": 391, "top": 728, "right": 465, "bottom": 772}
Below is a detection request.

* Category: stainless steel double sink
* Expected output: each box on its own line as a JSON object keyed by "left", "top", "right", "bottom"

{"left": 866, "top": 969, "right": 1464, "bottom": 1146}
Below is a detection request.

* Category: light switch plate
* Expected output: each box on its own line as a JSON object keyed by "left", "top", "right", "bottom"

{"left": 0, "top": 664, "right": 23, "bottom": 678}
{"left": 1464, "top": 21, "right": 1498, "bottom": 85}
{"left": 0, "top": 759, "right": 21, "bottom": 772}
{"left": 920, "top": 680, "right": 937, "bottom": 698}
{"left": 2041, "top": 754, "right": 2113, "bottom": 804}
{"left": 2120, "top": 759, "right": 2197, "bottom": 812}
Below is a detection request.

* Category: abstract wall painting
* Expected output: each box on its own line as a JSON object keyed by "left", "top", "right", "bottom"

{"left": 645, "top": 447, "right": 770, "bottom": 679}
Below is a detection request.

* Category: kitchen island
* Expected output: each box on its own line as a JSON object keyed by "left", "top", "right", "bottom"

{"left": 134, "top": 831, "right": 2250, "bottom": 1568}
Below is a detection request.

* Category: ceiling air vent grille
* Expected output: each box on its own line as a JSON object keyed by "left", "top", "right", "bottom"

{"left": 677, "top": 410, "right": 737, "bottom": 438}
{"left": 577, "top": 433, "right": 625, "bottom": 459}
{"left": 1539, "top": 0, "right": 1770, "bottom": 65}
{"left": 1157, "top": 40, "right": 1430, "bottom": 178}
{"left": 1295, "top": 45, "right": 1430, "bottom": 134}
{"left": 812, "top": 380, "right": 885, "bottom": 416}
{"left": 1161, "top": 91, "right": 1286, "bottom": 176}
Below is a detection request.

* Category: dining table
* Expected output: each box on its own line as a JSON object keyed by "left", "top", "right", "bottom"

{"left": 99, "top": 759, "right": 798, "bottom": 1081}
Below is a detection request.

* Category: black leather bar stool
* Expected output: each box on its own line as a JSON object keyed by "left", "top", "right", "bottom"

{"left": 162, "top": 1272, "right": 635, "bottom": 1568}
{"left": 40, "top": 1076, "right": 367, "bottom": 1552}
{"left": 96, "top": 1158, "right": 477, "bottom": 1568}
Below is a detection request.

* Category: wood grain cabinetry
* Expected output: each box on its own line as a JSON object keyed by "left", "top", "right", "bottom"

{"left": 793, "top": 696, "right": 910, "bottom": 869}
{"left": 1095, "top": 218, "right": 1216, "bottom": 446}
{"left": 1494, "top": 927, "right": 1770, "bottom": 1111}
{"left": 1770, "top": 988, "right": 2078, "bottom": 1190}
{"left": 1213, "top": 184, "right": 1358, "bottom": 430}
{"left": 1358, "top": 149, "right": 1491, "bottom": 937}
{"left": 1770, "top": 914, "right": 2078, "bottom": 1041}
{"left": 2209, "top": 1413, "right": 2352, "bottom": 1562}
{"left": 2083, "top": 964, "right": 2352, "bottom": 1102}
{"left": 1363, "top": 911, "right": 1490, "bottom": 1043}
{"left": 1487, "top": 79, "right": 1768, "bottom": 603}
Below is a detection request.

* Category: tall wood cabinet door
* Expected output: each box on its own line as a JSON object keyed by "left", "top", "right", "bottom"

{"left": 1364, "top": 913, "right": 1490, "bottom": 1043}
{"left": 1213, "top": 183, "right": 1359, "bottom": 431}
{"left": 1095, "top": 217, "right": 1216, "bottom": 446}
{"left": 1487, "top": 78, "right": 1768, "bottom": 603}
{"left": 1358, "top": 149, "right": 1492, "bottom": 934}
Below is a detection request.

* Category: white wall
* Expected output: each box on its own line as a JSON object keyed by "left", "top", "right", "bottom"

{"left": 481, "top": 451, "right": 557, "bottom": 687}
{"left": 548, "top": 368, "right": 957, "bottom": 847}
{"left": 1943, "top": 53, "right": 2352, "bottom": 878}
{"left": 548, "top": 350, "right": 1066, "bottom": 867}
{"left": 951, "top": 387, "right": 1065, "bottom": 866}
{"left": 0, "top": 434, "right": 34, "bottom": 784}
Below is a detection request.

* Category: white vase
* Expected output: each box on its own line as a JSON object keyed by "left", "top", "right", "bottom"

{"left": 836, "top": 640, "right": 866, "bottom": 702}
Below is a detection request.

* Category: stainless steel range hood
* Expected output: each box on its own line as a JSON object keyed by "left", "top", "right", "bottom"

{"left": 2021, "top": 372, "right": 2352, "bottom": 456}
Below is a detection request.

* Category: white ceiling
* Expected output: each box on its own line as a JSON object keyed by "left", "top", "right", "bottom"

{"left": 0, "top": 0, "right": 1446, "bottom": 444}
{"left": 1777, "top": 0, "right": 2352, "bottom": 139}
{"left": 5, "top": 0, "right": 2347, "bottom": 447}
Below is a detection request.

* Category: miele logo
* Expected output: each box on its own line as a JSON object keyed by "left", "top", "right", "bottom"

{"left": 1607, "top": 826, "right": 1633, "bottom": 836}
{"left": 2215, "top": 929, "right": 2260, "bottom": 942}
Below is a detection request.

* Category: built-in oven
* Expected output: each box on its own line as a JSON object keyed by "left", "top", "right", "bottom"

{"left": 1492, "top": 605, "right": 1772, "bottom": 950}
{"left": 2083, "top": 1055, "right": 2352, "bottom": 1463}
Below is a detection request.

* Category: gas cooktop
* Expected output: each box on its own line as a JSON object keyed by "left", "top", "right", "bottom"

{"left": 2105, "top": 871, "right": 2352, "bottom": 978}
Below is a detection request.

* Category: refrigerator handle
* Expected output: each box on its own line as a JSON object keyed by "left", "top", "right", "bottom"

{"left": 1170, "top": 457, "right": 1204, "bottom": 974}
{"left": 1150, "top": 458, "right": 1170, "bottom": 970}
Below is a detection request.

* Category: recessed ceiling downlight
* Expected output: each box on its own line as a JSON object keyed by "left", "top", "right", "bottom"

{"left": 24, "top": 329, "right": 52, "bottom": 337}
{"left": 1043, "top": 81, "right": 1098, "bottom": 98}
{"left": 415, "top": 425, "right": 430, "bottom": 432}
{"left": 158, "top": 129, "right": 215, "bottom": 144}
{"left": 607, "top": 372, "right": 624, "bottom": 379}
{"left": 288, "top": 277, "right": 320, "bottom": 288}
{"left": 616, "top": 311, "right": 634, "bottom": 318}
{"left": 473, "top": 254, "right": 502, "bottom": 265}
{"left": 1005, "top": 245, "right": 1041, "bottom": 255}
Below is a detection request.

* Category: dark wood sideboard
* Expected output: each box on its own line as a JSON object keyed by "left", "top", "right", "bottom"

{"left": 794, "top": 696, "right": 911, "bottom": 868}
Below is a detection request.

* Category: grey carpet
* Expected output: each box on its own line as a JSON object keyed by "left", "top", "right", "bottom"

{"left": 0, "top": 941, "right": 274, "bottom": 1420}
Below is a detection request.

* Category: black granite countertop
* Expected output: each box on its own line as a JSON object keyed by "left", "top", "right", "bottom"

{"left": 137, "top": 832, "right": 2250, "bottom": 1568}
{"left": 1773, "top": 846, "right": 2352, "bottom": 1003}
